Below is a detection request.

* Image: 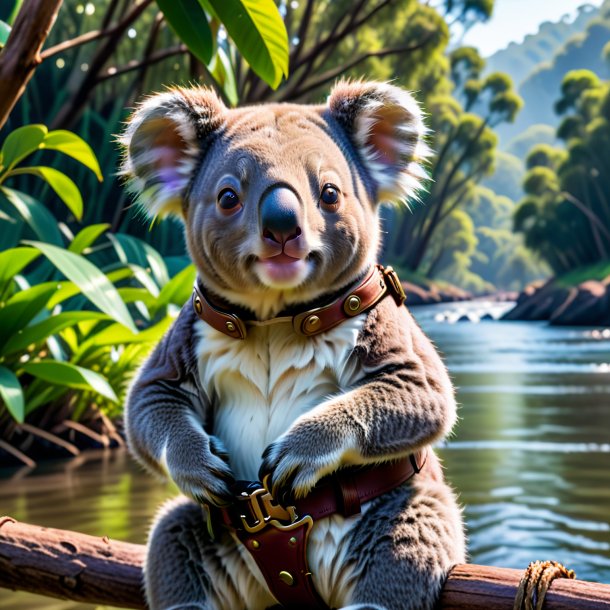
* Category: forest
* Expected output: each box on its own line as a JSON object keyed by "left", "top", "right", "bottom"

{"left": 0, "top": 0, "right": 609, "bottom": 460}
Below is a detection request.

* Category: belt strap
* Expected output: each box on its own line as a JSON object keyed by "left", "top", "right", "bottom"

{"left": 212, "top": 451, "right": 427, "bottom": 608}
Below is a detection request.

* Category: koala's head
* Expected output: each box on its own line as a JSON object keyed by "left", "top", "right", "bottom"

{"left": 121, "top": 81, "right": 428, "bottom": 317}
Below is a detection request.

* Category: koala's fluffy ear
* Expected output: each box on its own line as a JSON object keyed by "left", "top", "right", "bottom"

{"left": 327, "top": 80, "right": 429, "bottom": 204}
{"left": 120, "top": 87, "right": 225, "bottom": 218}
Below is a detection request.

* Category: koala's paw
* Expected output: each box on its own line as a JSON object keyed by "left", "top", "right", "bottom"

{"left": 168, "top": 435, "right": 235, "bottom": 507}
{"left": 259, "top": 420, "right": 352, "bottom": 502}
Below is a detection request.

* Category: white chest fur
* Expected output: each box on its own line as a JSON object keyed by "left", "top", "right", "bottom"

{"left": 195, "top": 317, "right": 364, "bottom": 480}
{"left": 195, "top": 317, "right": 367, "bottom": 606}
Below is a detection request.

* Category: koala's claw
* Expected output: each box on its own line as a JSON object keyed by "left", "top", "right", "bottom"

{"left": 259, "top": 432, "right": 338, "bottom": 502}
{"left": 168, "top": 439, "right": 236, "bottom": 507}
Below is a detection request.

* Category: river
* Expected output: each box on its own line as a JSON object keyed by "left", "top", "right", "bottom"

{"left": 1, "top": 301, "right": 609, "bottom": 609}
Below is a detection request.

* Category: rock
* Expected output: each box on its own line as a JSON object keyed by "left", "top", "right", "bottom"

{"left": 503, "top": 275, "right": 610, "bottom": 326}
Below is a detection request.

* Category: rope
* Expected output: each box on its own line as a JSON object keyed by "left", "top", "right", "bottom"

{"left": 513, "top": 560, "right": 576, "bottom": 610}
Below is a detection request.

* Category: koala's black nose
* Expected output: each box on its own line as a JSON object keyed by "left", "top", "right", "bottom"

{"left": 260, "top": 187, "right": 302, "bottom": 245}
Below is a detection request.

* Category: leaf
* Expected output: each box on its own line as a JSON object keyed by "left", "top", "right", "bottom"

{"left": 0, "top": 283, "right": 58, "bottom": 351}
{"left": 206, "top": 0, "right": 288, "bottom": 89}
{"left": 209, "top": 46, "right": 238, "bottom": 106}
{"left": 23, "top": 241, "right": 137, "bottom": 333}
{"left": 109, "top": 233, "right": 169, "bottom": 290}
{"left": 21, "top": 361, "right": 118, "bottom": 403}
{"left": 0, "top": 186, "right": 65, "bottom": 245}
{"left": 0, "top": 20, "right": 10, "bottom": 48}
{"left": 9, "top": 166, "right": 83, "bottom": 220}
{"left": 0, "top": 124, "right": 47, "bottom": 171}
{"left": 0, "top": 365, "right": 24, "bottom": 422}
{"left": 151, "top": 264, "right": 196, "bottom": 315}
{"left": 69, "top": 223, "right": 110, "bottom": 254}
{"left": 78, "top": 317, "right": 172, "bottom": 353}
{"left": 0, "top": 247, "right": 40, "bottom": 297}
{"left": 42, "top": 130, "right": 103, "bottom": 181}
{"left": 3, "top": 311, "right": 110, "bottom": 356}
{"left": 156, "top": 0, "right": 214, "bottom": 64}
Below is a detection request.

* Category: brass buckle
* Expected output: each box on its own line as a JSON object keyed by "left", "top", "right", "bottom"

{"left": 237, "top": 485, "right": 300, "bottom": 533}
{"left": 382, "top": 266, "right": 406, "bottom": 305}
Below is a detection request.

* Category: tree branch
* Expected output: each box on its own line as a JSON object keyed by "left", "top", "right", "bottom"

{"left": 288, "top": 33, "right": 436, "bottom": 100}
{"left": 96, "top": 44, "right": 187, "bottom": 83}
{"left": 0, "top": 0, "right": 64, "bottom": 129}
{"left": 2, "top": 518, "right": 607, "bottom": 610}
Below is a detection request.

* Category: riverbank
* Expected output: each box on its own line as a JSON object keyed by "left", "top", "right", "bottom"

{"left": 502, "top": 267, "right": 610, "bottom": 326}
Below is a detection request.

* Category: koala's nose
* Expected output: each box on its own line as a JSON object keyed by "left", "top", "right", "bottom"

{"left": 260, "top": 187, "right": 302, "bottom": 245}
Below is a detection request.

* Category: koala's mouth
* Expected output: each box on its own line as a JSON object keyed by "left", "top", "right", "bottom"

{"left": 255, "top": 252, "right": 312, "bottom": 287}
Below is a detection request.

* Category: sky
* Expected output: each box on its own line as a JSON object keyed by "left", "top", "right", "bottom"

{"left": 461, "top": 0, "right": 604, "bottom": 57}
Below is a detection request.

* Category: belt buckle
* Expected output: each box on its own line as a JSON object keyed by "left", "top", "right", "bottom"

{"left": 383, "top": 266, "right": 406, "bottom": 305}
{"left": 237, "top": 485, "right": 299, "bottom": 534}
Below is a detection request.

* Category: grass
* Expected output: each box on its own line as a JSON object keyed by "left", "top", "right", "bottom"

{"left": 556, "top": 261, "right": 610, "bottom": 287}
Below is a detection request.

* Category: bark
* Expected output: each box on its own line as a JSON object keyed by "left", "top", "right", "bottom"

{"left": 2, "top": 517, "right": 610, "bottom": 609}
{"left": 0, "top": 0, "right": 64, "bottom": 130}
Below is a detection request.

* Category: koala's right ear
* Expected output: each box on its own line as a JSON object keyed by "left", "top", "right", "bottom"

{"left": 120, "top": 87, "right": 225, "bottom": 219}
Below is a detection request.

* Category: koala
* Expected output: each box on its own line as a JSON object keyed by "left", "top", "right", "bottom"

{"left": 121, "top": 80, "right": 465, "bottom": 610}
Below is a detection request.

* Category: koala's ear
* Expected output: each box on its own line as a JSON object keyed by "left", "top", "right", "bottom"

{"left": 327, "top": 80, "right": 429, "bottom": 204}
{"left": 120, "top": 87, "right": 225, "bottom": 218}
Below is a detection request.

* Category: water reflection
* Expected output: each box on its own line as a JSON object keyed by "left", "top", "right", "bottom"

{"left": 1, "top": 302, "right": 609, "bottom": 608}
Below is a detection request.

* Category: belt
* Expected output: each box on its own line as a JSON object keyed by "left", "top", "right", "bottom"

{"left": 207, "top": 451, "right": 427, "bottom": 609}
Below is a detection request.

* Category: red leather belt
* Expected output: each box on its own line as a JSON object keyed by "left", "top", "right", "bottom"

{"left": 208, "top": 451, "right": 427, "bottom": 609}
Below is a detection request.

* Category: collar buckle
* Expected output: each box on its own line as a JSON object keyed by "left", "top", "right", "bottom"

{"left": 382, "top": 265, "right": 407, "bottom": 305}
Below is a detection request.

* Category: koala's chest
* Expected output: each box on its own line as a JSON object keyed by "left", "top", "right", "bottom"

{"left": 195, "top": 319, "right": 364, "bottom": 480}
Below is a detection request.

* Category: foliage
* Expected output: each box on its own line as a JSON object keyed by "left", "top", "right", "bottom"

{"left": 0, "top": 124, "right": 101, "bottom": 247}
{"left": 495, "top": 0, "right": 610, "bottom": 143}
{"left": 384, "top": 44, "right": 524, "bottom": 288}
{"left": 514, "top": 69, "right": 610, "bottom": 274}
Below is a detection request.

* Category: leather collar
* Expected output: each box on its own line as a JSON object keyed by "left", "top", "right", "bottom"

{"left": 192, "top": 264, "right": 406, "bottom": 340}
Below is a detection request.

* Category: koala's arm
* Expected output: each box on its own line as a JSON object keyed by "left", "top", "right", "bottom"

{"left": 125, "top": 305, "right": 234, "bottom": 505}
{"left": 260, "top": 297, "right": 456, "bottom": 498}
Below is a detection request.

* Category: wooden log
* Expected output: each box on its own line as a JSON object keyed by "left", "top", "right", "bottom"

{"left": 0, "top": 517, "right": 145, "bottom": 608}
{"left": 1, "top": 516, "right": 610, "bottom": 609}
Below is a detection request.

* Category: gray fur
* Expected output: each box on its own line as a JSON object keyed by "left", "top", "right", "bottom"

{"left": 123, "top": 81, "right": 465, "bottom": 610}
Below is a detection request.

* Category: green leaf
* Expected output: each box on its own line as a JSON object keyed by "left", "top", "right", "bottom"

{"left": 0, "top": 186, "right": 63, "bottom": 245}
{"left": 78, "top": 317, "right": 172, "bottom": 353}
{"left": 0, "top": 365, "right": 24, "bottom": 422}
{"left": 209, "top": 46, "right": 238, "bottom": 106}
{"left": 157, "top": 0, "right": 214, "bottom": 64}
{"left": 43, "top": 130, "right": 103, "bottom": 181}
{"left": 206, "top": 0, "right": 288, "bottom": 89}
{"left": 23, "top": 241, "right": 137, "bottom": 333}
{"left": 9, "top": 166, "right": 83, "bottom": 220}
{"left": 0, "top": 124, "right": 47, "bottom": 171}
{"left": 0, "top": 20, "right": 10, "bottom": 48}
{"left": 3, "top": 311, "right": 109, "bottom": 356}
{"left": 21, "top": 361, "right": 118, "bottom": 403}
{"left": 0, "top": 247, "right": 40, "bottom": 297}
{"left": 0, "top": 283, "right": 58, "bottom": 351}
{"left": 152, "top": 264, "right": 196, "bottom": 315}
{"left": 109, "top": 233, "right": 169, "bottom": 290}
{"left": 69, "top": 223, "right": 110, "bottom": 254}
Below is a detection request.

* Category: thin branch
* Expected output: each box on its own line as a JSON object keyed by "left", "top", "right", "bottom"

{"left": 288, "top": 34, "right": 436, "bottom": 100}
{"left": 96, "top": 44, "right": 187, "bottom": 83}
{"left": 41, "top": 0, "right": 153, "bottom": 60}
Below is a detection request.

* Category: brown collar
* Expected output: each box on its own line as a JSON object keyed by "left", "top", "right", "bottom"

{"left": 192, "top": 264, "right": 406, "bottom": 340}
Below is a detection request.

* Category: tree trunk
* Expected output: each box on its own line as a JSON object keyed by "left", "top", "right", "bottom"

{"left": 2, "top": 517, "right": 610, "bottom": 609}
{"left": 0, "top": 0, "right": 64, "bottom": 130}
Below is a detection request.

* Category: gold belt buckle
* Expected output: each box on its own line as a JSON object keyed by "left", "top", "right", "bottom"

{"left": 383, "top": 266, "right": 406, "bottom": 305}
{"left": 238, "top": 486, "right": 298, "bottom": 533}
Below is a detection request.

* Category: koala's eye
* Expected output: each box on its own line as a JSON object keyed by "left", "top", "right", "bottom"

{"left": 320, "top": 184, "right": 340, "bottom": 209}
{"left": 217, "top": 188, "right": 242, "bottom": 215}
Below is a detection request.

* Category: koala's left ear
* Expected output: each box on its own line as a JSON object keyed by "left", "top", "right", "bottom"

{"left": 120, "top": 87, "right": 225, "bottom": 218}
{"left": 327, "top": 80, "right": 429, "bottom": 204}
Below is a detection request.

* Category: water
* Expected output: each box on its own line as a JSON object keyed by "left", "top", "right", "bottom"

{"left": 1, "top": 301, "right": 609, "bottom": 608}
